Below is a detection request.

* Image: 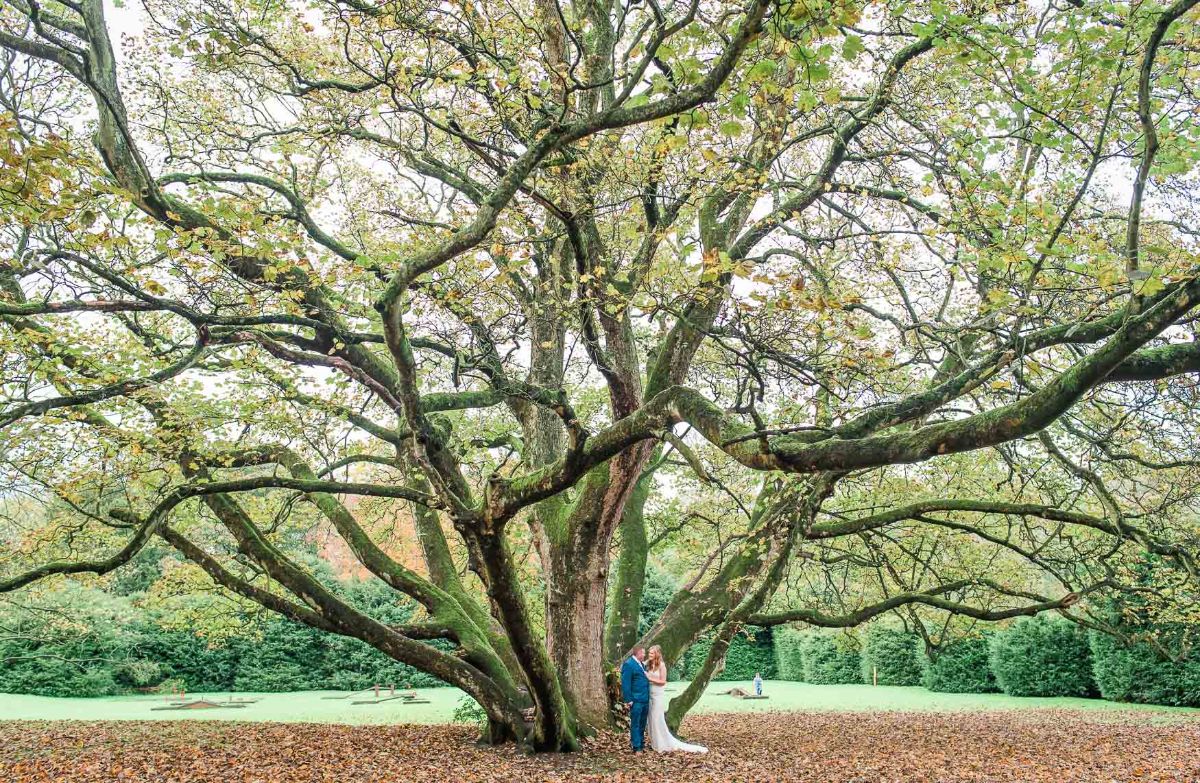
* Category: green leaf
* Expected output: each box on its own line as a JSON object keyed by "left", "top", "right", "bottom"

{"left": 718, "top": 120, "right": 743, "bottom": 137}
{"left": 842, "top": 35, "right": 865, "bottom": 60}
{"left": 746, "top": 59, "right": 779, "bottom": 83}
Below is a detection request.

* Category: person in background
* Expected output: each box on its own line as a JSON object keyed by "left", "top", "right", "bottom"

{"left": 754, "top": 672, "right": 763, "bottom": 696}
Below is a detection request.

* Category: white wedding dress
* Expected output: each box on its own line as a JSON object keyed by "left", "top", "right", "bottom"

{"left": 647, "top": 680, "right": 708, "bottom": 753}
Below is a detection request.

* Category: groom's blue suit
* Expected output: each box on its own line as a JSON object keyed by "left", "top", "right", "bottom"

{"left": 620, "top": 655, "right": 650, "bottom": 751}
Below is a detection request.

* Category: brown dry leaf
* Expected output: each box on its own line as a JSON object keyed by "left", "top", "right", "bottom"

{"left": 2, "top": 710, "right": 1199, "bottom": 782}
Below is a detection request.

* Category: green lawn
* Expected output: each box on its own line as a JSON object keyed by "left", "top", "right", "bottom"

{"left": 1, "top": 681, "right": 1196, "bottom": 725}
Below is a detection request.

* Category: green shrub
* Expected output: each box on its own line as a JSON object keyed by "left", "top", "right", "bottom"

{"left": 452, "top": 694, "right": 488, "bottom": 728}
{"left": 135, "top": 629, "right": 239, "bottom": 691}
{"left": 681, "top": 626, "right": 776, "bottom": 681}
{"left": 231, "top": 620, "right": 326, "bottom": 692}
{"left": 800, "top": 632, "right": 861, "bottom": 684}
{"left": 989, "top": 616, "right": 1095, "bottom": 697}
{"left": 773, "top": 626, "right": 806, "bottom": 681}
{"left": 1089, "top": 631, "right": 1200, "bottom": 707}
{"left": 638, "top": 567, "right": 677, "bottom": 639}
{"left": 0, "top": 578, "right": 453, "bottom": 696}
{"left": 0, "top": 585, "right": 142, "bottom": 697}
{"left": 323, "top": 633, "right": 447, "bottom": 690}
{"left": 860, "top": 625, "right": 922, "bottom": 685}
{"left": 922, "top": 635, "right": 998, "bottom": 693}
{"left": 0, "top": 642, "right": 123, "bottom": 697}
{"left": 75, "top": 668, "right": 122, "bottom": 697}
{"left": 1085, "top": 576, "right": 1200, "bottom": 708}
{"left": 118, "top": 659, "right": 162, "bottom": 688}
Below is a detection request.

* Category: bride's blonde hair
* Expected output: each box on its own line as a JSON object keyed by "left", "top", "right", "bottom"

{"left": 647, "top": 645, "right": 664, "bottom": 670}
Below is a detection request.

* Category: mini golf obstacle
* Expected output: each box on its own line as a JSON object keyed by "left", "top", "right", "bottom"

{"left": 323, "top": 684, "right": 430, "bottom": 705}
{"left": 152, "top": 699, "right": 246, "bottom": 711}
{"left": 724, "top": 686, "right": 769, "bottom": 700}
{"left": 151, "top": 688, "right": 262, "bottom": 710}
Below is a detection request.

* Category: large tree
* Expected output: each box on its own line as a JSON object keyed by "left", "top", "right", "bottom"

{"left": 2, "top": 0, "right": 1199, "bottom": 751}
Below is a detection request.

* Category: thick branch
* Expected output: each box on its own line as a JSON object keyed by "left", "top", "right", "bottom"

{"left": 748, "top": 581, "right": 1099, "bottom": 627}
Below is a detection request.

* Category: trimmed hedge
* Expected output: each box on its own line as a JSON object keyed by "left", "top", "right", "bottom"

{"left": 800, "top": 633, "right": 862, "bottom": 684}
{"left": 680, "top": 627, "right": 776, "bottom": 681}
{"left": 860, "top": 626, "right": 922, "bottom": 686}
{"left": 1089, "top": 631, "right": 1200, "bottom": 707}
{"left": 922, "top": 635, "right": 998, "bottom": 693}
{"left": 1086, "top": 575, "right": 1200, "bottom": 708}
{"left": 989, "top": 616, "right": 1095, "bottom": 697}
{"left": 773, "top": 626, "right": 806, "bottom": 681}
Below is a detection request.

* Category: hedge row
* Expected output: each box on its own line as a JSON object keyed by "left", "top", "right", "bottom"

{"left": 771, "top": 615, "right": 1200, "bottom": 707}
{"left": 989, "top": 616, "right": 1095, "bottom": 697}
{"left": 773, "top": 619, "right": 1097, "bottom": 697}
{"left": 922, "top": 636, "right": 997, "bottom": 693}
{"left": 0, "top": 617, "right": 450, "bottom": 697}
{"left": 773, "top": 627, "right": 806, "bottom": 681}
{"left": 678, "top": 627, "right": 776, "bottom": 681}
{"left": 1090, "top": 630, "right": 1200, "bottom": 707}
{"left": 774, "top": 627, "right": 924, "bottom": 686}
{"left": 860, "top": 625, "right": 922, "bottom": 686}
{"left": 773, "top": 628, "right": 861, "bottom": 684}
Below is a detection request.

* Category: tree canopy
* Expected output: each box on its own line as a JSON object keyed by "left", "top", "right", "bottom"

{"left": 2, "top": 0, "right": 1199, "bottom": 751}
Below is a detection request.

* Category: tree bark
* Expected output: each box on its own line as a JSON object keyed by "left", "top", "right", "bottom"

{"left": 604, "top": 467, "right": 654, "bottom": 664}
{"left": 470, "top": 526, "right": 579, "bottom": 751}
{"left": 543, "top": 442, "right": 655, "bottom": 730}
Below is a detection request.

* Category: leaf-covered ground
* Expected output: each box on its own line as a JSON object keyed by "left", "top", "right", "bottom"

{"left": 2, "top": 710, "right": 1198, "bottom": 782}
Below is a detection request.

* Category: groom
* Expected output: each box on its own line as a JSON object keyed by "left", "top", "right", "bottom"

{"left": 620, "top": 646, "right": 650, "bottom": 752}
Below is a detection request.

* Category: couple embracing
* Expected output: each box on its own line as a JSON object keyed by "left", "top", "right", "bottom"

{"left": 619, "top": 645, "right": 707, "bottom": 754}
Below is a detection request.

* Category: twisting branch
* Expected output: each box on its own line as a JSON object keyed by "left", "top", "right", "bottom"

{"left": 157, "top": 525, "right": 339, "bottom": 633}
{"left": 748, "top": 580, "right": 1105, "bottom": 627}
{"left": 1124, "top": 0, "right": 1200, "bottom": 281}
{"left": 0, "top": 327, "right": 210, "bottom": 430}
{"left": 0, "top": 473, "right": 448, "bottom": 595}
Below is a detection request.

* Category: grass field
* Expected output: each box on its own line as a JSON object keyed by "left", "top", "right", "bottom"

{"left": 1, "top": 681, "right": 1196, "bottom": 725}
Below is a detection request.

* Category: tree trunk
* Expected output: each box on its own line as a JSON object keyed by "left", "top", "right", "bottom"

{"left": 604, "top": 468, "right": 653, "bottom": 664}
{"left": 480, "top": 717, "right": 523, "bottom": 746}
{"left": 408, "top": 477, "right": 525, "bottom": 686}
{"left": 545, "top": 550, "right": 613, "bottom": 730}
{"left": 470, "top": 527, "right": 580, "bottom": 751}
{"left": 542, "top": 441, "right": 654, "bottom": 730}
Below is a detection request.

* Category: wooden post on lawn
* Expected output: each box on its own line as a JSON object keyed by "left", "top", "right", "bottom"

{"left": 873, "top": 666, "right": 878, "bottom": 686}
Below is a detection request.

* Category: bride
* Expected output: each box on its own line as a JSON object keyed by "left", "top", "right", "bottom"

{"left": 644, "top": 645, "right": 708, "bottom": 754}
